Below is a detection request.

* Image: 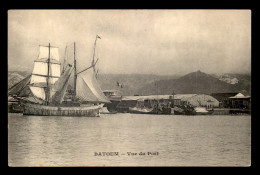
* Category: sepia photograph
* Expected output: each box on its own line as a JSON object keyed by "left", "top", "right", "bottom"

{"left": 8, "top": 9, "right": 251, "bottom": 167}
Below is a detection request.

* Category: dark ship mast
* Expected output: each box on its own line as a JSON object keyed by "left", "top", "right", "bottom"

{"left": 45, "top": 43, "right": 51, "bottom": 105}
{"left": 73, "top": 42, "right": 77, "bottom": 102}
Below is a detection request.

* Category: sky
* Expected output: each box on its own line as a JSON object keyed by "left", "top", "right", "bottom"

{"left": 8, "top": 10, "right": 251, "bottom": 75}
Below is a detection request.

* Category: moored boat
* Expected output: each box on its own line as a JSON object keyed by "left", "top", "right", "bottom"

{"left": 194, "top": 107, "right": 214, "bottom": 115}
{"left": 129, "top": 106, "right": 174, "bottom": 115}
{"left": 129, "top": 107, "right": 154, "bottom": 114}
{"left": 173, "top": 106, "right": 196, "bottom": 115}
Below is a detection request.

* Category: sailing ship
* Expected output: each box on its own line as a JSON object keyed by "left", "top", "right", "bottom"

{"left": 8, "top": 36, "right": 110, "bottom": 117}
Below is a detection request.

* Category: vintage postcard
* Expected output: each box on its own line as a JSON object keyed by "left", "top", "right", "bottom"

{"left": 8, "top": 9, "right": 251, "bottom": 167}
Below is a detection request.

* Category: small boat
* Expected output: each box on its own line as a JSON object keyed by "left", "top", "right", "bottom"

{"left": 194, "top": 107, "right": 214, "bottom": 115}
{"left": 173, "top": 106, "right": 185, "bottom": 115}
{"left": 129, "top": 107, "right": 154, "bottom": 114}
{"left": 129, "top": 106, "right": 174, "bottom": 115}
{"left": 173, "top": 106, "right": 196, "bottom": 115}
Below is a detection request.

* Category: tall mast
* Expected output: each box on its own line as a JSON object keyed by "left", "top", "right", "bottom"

{"left": 73, "top": 42, "right": 77, "bottom": 101}
{"left": 92, "top": 37, "right": 97, "bottom": 73}
{"left": 62, "top": 45, "right": 67, "bottom": 74}
{"left": 92, "top": 35, "right": 101, "bottom": 73}
{"left": 46, "top": 43, "right": 51, "bottom": 105}
{"left": 156, "top": 81, "right": 158, "bottom": 114}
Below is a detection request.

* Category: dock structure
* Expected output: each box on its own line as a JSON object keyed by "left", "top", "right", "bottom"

{"left": 113, "top": 93, "right": 251, "bottom": 115}
{"left": 212, "top": 108, "right": 250, "bottom": 115}
{"left": 211, "top": 92, "right": 251, "bottom": 114}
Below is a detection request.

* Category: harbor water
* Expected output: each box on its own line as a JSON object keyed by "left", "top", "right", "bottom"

{"left": 8, "top": 113, "right": 251, "bottom": 167}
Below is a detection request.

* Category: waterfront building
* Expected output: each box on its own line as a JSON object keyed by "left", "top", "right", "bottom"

{"left": 103, "top": 90, "right": 122, "bottom": 113}
{"left": 229, "top": 93, "right": 251, "bottom": 109}
{"left": 116, "top": 96, "right": 140, "bottom": 113}
{"left": 211, "top": 92, "right": 251, "bottom": 109}
{"left": 211, "top": 92, "right": 238, "bottom": 108}
{"left": 115, "top": 94, "right": 219, "bottom": 112}
{"left": 174, "top": 94, "right": 219, "bottom": 108}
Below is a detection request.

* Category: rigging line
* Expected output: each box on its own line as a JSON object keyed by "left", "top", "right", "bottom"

{"left": 92, "top": 35, "right": 101, "bottom": 72}
{"left": 77, "top": 58, "right": 99, "bottom": 75}
{"left": 34, "top": 60, "right": 61, "bottom": 65}
{"left": 63, "top": 64, "right": 69, "bottom": 73}
{"left": 17, "top": 81, "right": 31, "bottom": 96}
{"left": 39, "top": 45, "right": 59, "bottom": 48}
{"left": 8, "top": 75, "right": 31, "bottom": 91}
{"left": 31, "top": 73, "right": 60, "bottom": 79}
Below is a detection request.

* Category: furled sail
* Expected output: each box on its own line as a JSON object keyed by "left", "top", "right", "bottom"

{"left": 29, "top": 45, "right": 61, "bottom": 101}
{"left": 51, "top": 65, "right": 73, "bottom": 105}
{"left": 76, "top": 67, "right": 110, "bottom": 103}
{"left": 8, "top": 75, "right": 31, "bottom": 97}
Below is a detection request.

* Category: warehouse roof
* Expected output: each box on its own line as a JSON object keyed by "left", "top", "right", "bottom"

{"left": 229, "top": 93, "right": 251, "bottom": 99}
{"left": 174, "top": 94, "right": 197, "bottom": 101}
{"left": 121, "top": 94, "right": 201, "bottom": 101}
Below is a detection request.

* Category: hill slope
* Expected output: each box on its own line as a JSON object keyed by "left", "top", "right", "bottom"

{"left": 8, "top": 72, "right": 27, "bottom": 89}
{"left": 97, "top": 74, "right": 180, "bottom": 96}
{"left": 137, "top": 71, "right": 251, "bottom": 95}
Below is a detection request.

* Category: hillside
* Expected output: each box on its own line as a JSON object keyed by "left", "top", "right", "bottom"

{"left": 137, "top": 71, "right": 251, "bottom": 95}
{"left": 97, "top": 74, "right": 180, "bottom": 96}
{"left": 211, "top": 73, "right": 251, "bottom": 95}
{"left": 8, "top": 71, "right": 27, "bottom": 89}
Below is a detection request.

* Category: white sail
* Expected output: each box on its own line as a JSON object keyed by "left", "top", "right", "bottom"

{"left": 50, "top": 47, "right": 60, "bottom": 61}
{"left": 29, "top": 45, "right": 61, "bottom": 101}
{"left": 50, "top": 64, "right": 61, "bottom": 77}
{"left": 49, "top": 77, "right": 59, "bottom": 84}
{"left": 38, "top": 46, "right": 49, "bottom": 59}
{"left": 76, "top": 76, "right": 100, "bottom": 102}
{"left": 32, "top": 62, "right": 48, "bottom": 75}
{"left": 30, "top": 75, "right": 46, "bottom": 87}
{"left": 29, "top": 86, "right": 46, "bottom": 100}
{"left": 76, "top": 68, "right": 110, "bottom": 103}
{"left": 38, "top": 46, "right": 60, "bottom": 61}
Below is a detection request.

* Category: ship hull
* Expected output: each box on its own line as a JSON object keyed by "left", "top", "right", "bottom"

{"left": 23, "top": 103, "right": 102, "bottom": 117}
{"left": 8, "top": 102, "right": 24, "bottom": 113}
